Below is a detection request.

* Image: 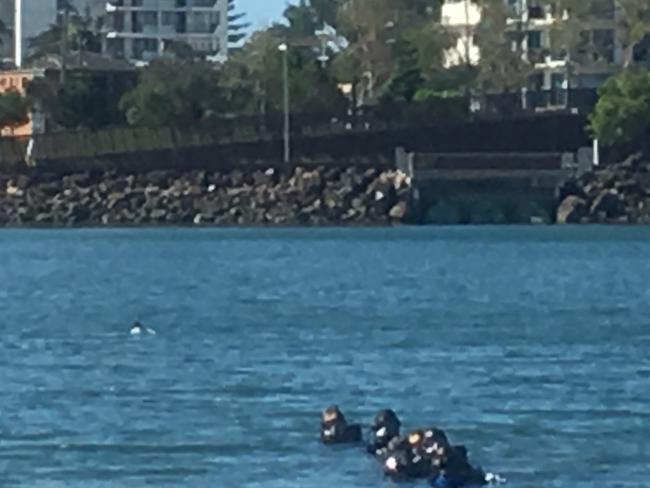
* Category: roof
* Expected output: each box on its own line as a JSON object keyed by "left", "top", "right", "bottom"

{"left": 26, "top": 52, "right": 136, "bottom": 73}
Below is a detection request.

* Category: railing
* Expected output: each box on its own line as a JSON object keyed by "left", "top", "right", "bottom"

{"left": 479, "top": 88, "right": 598, "bottom": 118}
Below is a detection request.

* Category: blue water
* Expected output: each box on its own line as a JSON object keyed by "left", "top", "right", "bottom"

{"left": 1, "top": 227, "right": 649, "bottom": 488}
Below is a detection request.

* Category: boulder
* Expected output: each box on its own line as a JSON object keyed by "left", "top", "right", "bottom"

{"left": 615, "top": 179, "right": 643, "bottom": 196}
{"left": 556, "top": 196, "right": 588, "bottom": 224}
{"left": 389, "top": 201, "right": 408, "bottom": 221}
{"left": 590, "top": 189, "right": 625, "bottom": 218}
{"left": 229, "top": 169, "right": 244, "bottom": 187}
{"left": 150, "top": 209, "right": 167, "bottom": 221}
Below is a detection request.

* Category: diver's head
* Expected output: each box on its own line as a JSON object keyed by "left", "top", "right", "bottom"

{"left": 372, "top": 409, "right": 401, "bottom": 442}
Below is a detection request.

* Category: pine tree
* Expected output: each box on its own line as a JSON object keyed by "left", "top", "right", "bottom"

{"left": 227, "top": 0, "right": 250, "bottom": 49}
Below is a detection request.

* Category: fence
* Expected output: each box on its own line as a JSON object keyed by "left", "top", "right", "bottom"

{"left": 0, "top": 112, "right": 592, "bottom": 175}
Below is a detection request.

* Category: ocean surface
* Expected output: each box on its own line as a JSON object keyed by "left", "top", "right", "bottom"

{"left": 0, "top": 227, "right": 649, "bottom": 488}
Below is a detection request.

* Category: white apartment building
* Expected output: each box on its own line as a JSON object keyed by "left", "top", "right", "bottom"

{"left": 103, "top": 0, "right": 229, "bottom": 63}
{"left": 0, "top": 0, "right": 58, "bottom": 67}
{"left": 441, "top": 0, "right": 624, "bottom": 94}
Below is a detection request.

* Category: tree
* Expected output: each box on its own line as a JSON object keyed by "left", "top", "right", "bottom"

{"left": 27, "top": 5, "right": 101, "bottom": 61}
{"left": 589, "top": 67, "right": 650, "bottom": 149}
{"left": 27, "top": 72, "right": 132, "bottom": 131}
{"left": 335, "top": 0, "right": 396, "bottom": 101}
{"left": 615, "top": 0, "right": 650, "bottom": 67}
{"left": 311, "top": 0, "right": 346, "bottom": 28}
{"left": 0, "top": 19, "right": 9, "bottom": 48}
{"left": 473, "top": 0, "right": 532, "bottom": 93}
{"left": 382, "top": 40, "right": 425, "bottom": 102}
{"left": 333, "top": 0, "right": 450, "bottom": 104}
{"left": 220, "top": 2, "right": 348, "bottom": 118}
{"left": 119, "top": 59, "right": 226, "bottom": 127}
{"left": 164, "top": 40, "right": 201, "bottom": 60}
{"left": 0, "top": 91, "right": 29, "bottom": 133}
{"left": 228, "top": 0, "right": 250, "bottom": 48}
{"left": 283, "top": 0, "right": 320, "bottom": 40}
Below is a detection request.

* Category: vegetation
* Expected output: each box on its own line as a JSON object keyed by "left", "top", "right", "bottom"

{"left": 0, "top": 91, "right": 29, "bottom": 133}
{"left": 119, "top": 59, "right": 228, "bottom": 128}
{"left": 6, "top": 0, "right": 650, "bottom": 148}
{"left": 27, "top": 4, "right": 102, "bottom": 61}
{"left": 589, "top": 67, "right": 650, "bottom": 148}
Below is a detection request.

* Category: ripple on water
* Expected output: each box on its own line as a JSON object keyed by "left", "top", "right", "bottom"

{"left": 1, "top": 227, "right": 650, "bottom": 487}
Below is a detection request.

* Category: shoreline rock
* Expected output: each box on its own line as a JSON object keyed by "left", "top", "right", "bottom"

{"left": 556, "top": 153, "right": 650, "bottom": 225}
{"left": 0, "top": 166, "right": 414, "bottom": 228}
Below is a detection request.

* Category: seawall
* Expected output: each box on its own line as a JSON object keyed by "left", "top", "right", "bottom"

{"left": 0, "top": 114, "right": 595, "bottom": 228}
{"left": 0, "top": 166, "right": 413, "bottom": 227}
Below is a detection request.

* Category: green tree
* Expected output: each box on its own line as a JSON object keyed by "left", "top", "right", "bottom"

{"left": 221, "top": 4, "right": 348, "bottom": 118}
{"left": 119, "top": 59, "right": 226, "bottom": 127}
{"left": 334, "top": 0, "right": 448, "bottom": 103}
{"left": 283, "top": 0, "right": 320, "bottom": 40}
{"left": 311, "top": 0, "right": 346, "bottom": 28}
{"left": 0, "top": 90, "right": 29, "bottom": 133}
{"left": 382, "top": 40, "right": 425, "bottom": 102}
{"left": 589, "top": 67, "right": 650, "bottom": 148}
{"left": 27, "top": 72, "right": 132, "bottom": 131}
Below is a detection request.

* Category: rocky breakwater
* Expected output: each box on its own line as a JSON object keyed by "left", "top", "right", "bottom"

{"left": 557, "top": 154, "right": 650, "bottom": 224}
{"left": 0, "top": 166, "right": 413, "bottom": 227}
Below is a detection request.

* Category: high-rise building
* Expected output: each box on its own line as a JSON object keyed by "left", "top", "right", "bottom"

{"left": 0, "top": 0, "right": 58, "bottom": 67}
{"left": 441, "top": 0, "right": 624, "bottom": 94}
{"left": 103, "top": 0, "right": 229, "bottom": 63}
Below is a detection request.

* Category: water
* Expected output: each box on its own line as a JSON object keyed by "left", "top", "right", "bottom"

{"left": 1, "top": 226, "right": 649, "bottom": 488}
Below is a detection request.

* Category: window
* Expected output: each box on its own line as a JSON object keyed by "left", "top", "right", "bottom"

{"left": 528, "top": 31, "right": 542, "bottom": 49}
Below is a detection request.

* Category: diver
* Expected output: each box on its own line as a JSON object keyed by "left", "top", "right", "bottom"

{"left": 367, "top": 409, "right": 402, "bottom": 457}
{"left": 320, "top": 405, "right": 362, "bottom": 444}
{"left": 130, "top": 320, "right": 155, "bottom": 335}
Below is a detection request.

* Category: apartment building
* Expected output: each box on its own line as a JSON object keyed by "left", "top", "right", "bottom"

{"left": 103, "top": 0, "right": 229, "bottom": 63}
{"left": 441, "top": 0, "right": 624, "bottom": 94}
{"left": 0, "top": 0, "right": 58, "bottom": 67}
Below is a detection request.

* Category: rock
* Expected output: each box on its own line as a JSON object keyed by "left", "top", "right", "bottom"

{"left": 590, "top": 189, "right": 625, "bottom": 218}
{"left": 5, "top": 183, "right": 23, "bottom": 197}
{"left": 556, "top": 196, "right": 588, "bottom": 224}
{"left": 0, "top": 163, "right": 412, "bottom": 228}
{"left": 619, "top": 152, "right": 643, "bottom": 171}
{"left": 230, "top": 169, "right": 244, "bottom": 187}
{"left": 558, "top": 179, "right": 586, "bottom": 201}
{"left": 147, "top": 170, "right": 173, "bottom": 188}
{"left": 389, "top": 201, "right": 408, "bottom": 221}
{"left": 615, "top": 179, "right": 643, "bottom": 196}
{"left": 583, "top": 182, "right": 602, "bottom": 199}
{"left": 150, "top": 209, "right": 167, "bottom": 221}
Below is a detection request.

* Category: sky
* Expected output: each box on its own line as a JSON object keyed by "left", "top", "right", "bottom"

{"left": 237, "top": 0, "right": 297, "bottom": 31}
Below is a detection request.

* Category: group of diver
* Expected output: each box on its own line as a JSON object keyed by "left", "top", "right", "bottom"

{"left": 129, "top": 321, "right": 503, "bottom": 486}
{"left": 320, "top": 405, "right": 506, "bottom": 488}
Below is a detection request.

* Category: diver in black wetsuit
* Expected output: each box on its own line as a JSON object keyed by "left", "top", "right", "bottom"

{"left": 367, "top": 409, "right": 401, "bottom": 456}
{"left": 382, "top": 429, "right": 443, "bottom": 480}
{"left": 319, "top": 405, "right": 362, "bottom": 444}
{"left": 429, "top": 444, "right": 489, "bottom": 488}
